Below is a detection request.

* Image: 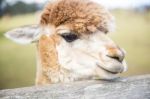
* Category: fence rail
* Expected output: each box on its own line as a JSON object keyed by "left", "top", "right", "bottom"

{"left": 0, "top": 75, "right": 150, "bottom": 99}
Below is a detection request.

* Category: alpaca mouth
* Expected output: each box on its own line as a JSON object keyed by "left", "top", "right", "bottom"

{"left": 97, "top": 64, "right": 118, "bottom": 74}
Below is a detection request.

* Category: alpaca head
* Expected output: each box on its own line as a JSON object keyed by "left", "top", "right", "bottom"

{"left": 5, "top": 0, "right": 127, "bottom": 81}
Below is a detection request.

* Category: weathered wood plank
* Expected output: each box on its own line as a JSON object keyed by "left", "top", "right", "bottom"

{"left": 0, "top": 75, "right": 150, "bottom": 99}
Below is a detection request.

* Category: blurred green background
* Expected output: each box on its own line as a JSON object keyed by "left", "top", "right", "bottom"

{"left": 0, "top": 0, "right": 150, "bottom": 89}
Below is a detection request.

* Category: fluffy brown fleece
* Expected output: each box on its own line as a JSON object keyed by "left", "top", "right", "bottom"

{"left": 36, "top": 34, "right": 62, "bottom": 84}
{"left": 40, "top": 0, "right": 113, "bottom": 34}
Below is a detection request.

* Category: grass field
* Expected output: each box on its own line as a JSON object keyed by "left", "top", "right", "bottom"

{"left": 0, "top": 11, "right": 150, "bottom": 89}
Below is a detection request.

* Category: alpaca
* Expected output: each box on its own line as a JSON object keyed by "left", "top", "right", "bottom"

{"left": 5, "top": 0, "right": 127, "bottom": 85}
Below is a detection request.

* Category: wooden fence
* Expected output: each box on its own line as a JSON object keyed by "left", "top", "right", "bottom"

{"left": 0, "top": 75, "right": 150, "bottom": 99}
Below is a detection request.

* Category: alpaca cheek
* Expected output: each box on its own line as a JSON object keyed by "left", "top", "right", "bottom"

{"left": 37, "top": 34, "right": 61, "bottom": 83}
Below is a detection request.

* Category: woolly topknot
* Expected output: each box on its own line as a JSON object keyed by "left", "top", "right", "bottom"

{"left": 40, "top": 0, "right": 115, "bottom": 34}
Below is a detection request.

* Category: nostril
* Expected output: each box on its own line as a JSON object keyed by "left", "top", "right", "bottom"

{"left": 110, "top": 56, "right": 120, "bottom": 61}
{"left": 107, "top": 55, "right": 122, "bottom": 62}
{"left": 106, "top": 46, "right": 125, "bottom": 62}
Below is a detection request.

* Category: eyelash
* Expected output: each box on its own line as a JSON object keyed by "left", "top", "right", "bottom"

{"left": 60, "top": 33, "right": 78, "bottom": 42}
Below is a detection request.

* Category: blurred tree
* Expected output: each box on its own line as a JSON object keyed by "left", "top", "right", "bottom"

{"left": 4, "top": 1, "right": 39, "bottom": 15}
{"left": 0, "top": 0, "right": 6, "bottom": 17}
{"left": 0, "top": 1, "right": 43, "bottom": 17}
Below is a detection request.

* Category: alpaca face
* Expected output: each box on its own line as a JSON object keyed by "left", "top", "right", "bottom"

{"left": 42, "top": 25, "right": 127, "bottom": 80}
{"left": 39, "top": 0, "right": 127, "bottom": 79}
{"left": 57, "top": 32, "right": 127, "bottom": 79}
{"left": 5, "top": 0, "right": 127, "bottom": 83}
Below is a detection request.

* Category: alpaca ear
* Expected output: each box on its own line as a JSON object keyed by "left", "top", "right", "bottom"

{"left": 5, "top": 25, "right": 41, "bottom": 44}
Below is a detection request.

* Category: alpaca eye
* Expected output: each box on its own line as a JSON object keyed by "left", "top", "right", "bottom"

{"left": 60, "top": 33, "right": 78, "bottom": 42}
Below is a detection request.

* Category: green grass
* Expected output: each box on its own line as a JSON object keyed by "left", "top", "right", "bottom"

{"left": 0, "top": 11, "right": 150, "bottom": 89}
{"left": 0, "top": 38, "right": 36, "bottom": 89}
{"left": 0, "top": 14, "right": 37, "bottom": 89}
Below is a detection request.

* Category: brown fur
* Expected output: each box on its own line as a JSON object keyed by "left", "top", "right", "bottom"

{"left": 36, "top": 34, "right": 61, "bottom": 84}
{"left": 40, "top": 0, "right": 113, "bottom": 34}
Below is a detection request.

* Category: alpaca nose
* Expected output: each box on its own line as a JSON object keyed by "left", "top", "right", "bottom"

{"left": 106, "top": 46, "right": 125, "bottom": 62}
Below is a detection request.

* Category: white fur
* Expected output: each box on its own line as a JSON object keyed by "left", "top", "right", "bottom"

{"left": 56, "top": 31, "right": 127, "bottom": 80}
